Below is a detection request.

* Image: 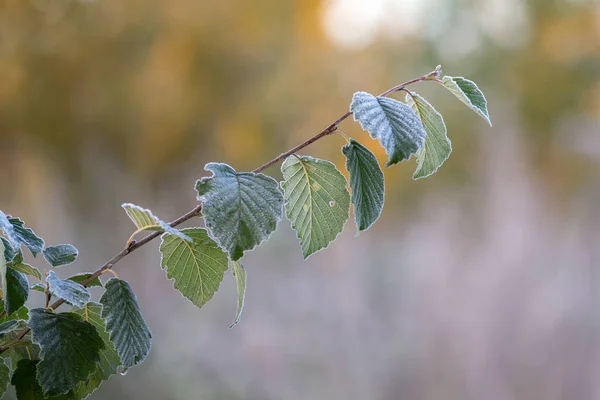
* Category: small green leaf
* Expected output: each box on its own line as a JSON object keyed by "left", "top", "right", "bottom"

{"left": 73, "top": 302, "right": 121, "bottom": 399}
{"left": 230, "top": 260, "right": 246, "bottom": 329}
{"left": 195, "top": 163, "right": 284, "bottom": 261}
{"left": 31, "top": 283, "right": 46, "bottom": 293}
{"left": 1, "top": 267, "right": 29, "bottom": 315}
{"left": 47, "top": 270, "right": 91, "bottom": 309}
{"left": 405, "top": 92, "right": 452, "bottom": 179}
{"left": 7, "top": 217, "right": 45, "bottom": 256}
{"left": 281, "top": 156, "right": 350, "bottom": 258}
{"left": 11, "top": 359, "right": 73, "bottom": 400}
{"left": 8, "top": 260, "right": 42, "bottom": 281}
{"left": 160, "top": 228, "right": 229, "bottom": 309}
{"left": 441, "top": 76, "right": 492, "bottom": 125}
{"left": 0, "top": 211, "right": 17, "bottom": 249}
{"left": 0, "top": 239, "right": 4, "bottom": 290}
{"left": 43, "top": 244, "right": 78, "bottom": 267}
{"left": 122, "top": 203, "right": 192, "bottom": 243}
{"left": 29, "top": 308, "right": 104, "bottom": 397}
{"left": 67, "top": 273, "right": 103, "bottom": 288}
{"left": 100, "top": 278, "right": 152, "bottom": 369}
{"left": 342, "top": 139, "right": 385, "bottom": 232}
{"left": 0, "top": 303, "right": 29, "bottom": 323}
{"left": 350, "top": 92, "right": 427, "bottom": 166}
{"left": 0, "top": 360, "right": 8, "bottom": 397}
{"left": 1, "top": 237, "right": 15, "bottom": 263}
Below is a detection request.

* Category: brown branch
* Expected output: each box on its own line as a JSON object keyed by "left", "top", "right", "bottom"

{"left": 0, "top": 67, "right": 439, "bottom": 353}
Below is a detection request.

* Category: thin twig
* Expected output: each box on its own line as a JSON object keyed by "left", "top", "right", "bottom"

{"left": 0, "top": 68, "right": 439, "bottom": 353}
{"left": 0, "top": 205, "right": 203, "bottom": 351}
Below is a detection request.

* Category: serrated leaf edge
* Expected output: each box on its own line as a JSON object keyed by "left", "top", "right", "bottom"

{"left": 405, "top": 91, "right": 452, "bottom": 179}
{"left": 195, "top": 162, "right": 284, "bottom": 260}
{"left": 158, "top": 227, "right": 227, "bottom": 308}
{"left": 442, "top": 76, "right": 492, "bottom": 126}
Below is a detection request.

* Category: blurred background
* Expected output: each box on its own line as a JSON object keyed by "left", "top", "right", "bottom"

{"left": 1, "top": 0, "right": 600, "bottom": 398}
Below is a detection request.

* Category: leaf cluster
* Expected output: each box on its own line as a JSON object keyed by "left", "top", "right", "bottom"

{"left": 0, "top": 67, "right": 490, "bottom": 398}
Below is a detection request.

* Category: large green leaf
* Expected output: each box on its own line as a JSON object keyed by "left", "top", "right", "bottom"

{"left": 29, "top": 308, "right": 104, "bottom": 397}
{"left": 350, "top": 92, "right": 427, "bottom": 166}
{"left": 441, "top": 76, "right": 491, "bottom": 126}
{"left": 47, "top": 270, "right": 91, "bottom": 309}
{"left": 11, "top": 359, "right": 74, "bottom": 400}
{"left": 1, "top": 266, "right": 29, "bottom": 316}
{"left": 159, "top": 228, "right": 228, "bottom": 309}
{"left": 100, "top": 278, "right": 152, "bottom": 369}
{"left": 281, "top": 156, "right": 350, "bottom": 258}
{"left": 342, "top": 139, "right": 385, "bottom": 232}
{"left": 7, "top": 217, "right": 45, "bottom": 256}
{"left": 230, "top": 260, "right": 246, "bottom": 328}
{"left": 43, "top": 244, "right": 78, "bottom": 267}
{"left": 122, "top": 203, "right": 191, "bottom": 243}
{"left": 73, "top": 303, "right": 121, "bottom": 399}
{"left": 195, "top": 163, "right": 284, "bottom": 261}
{"left": 405, "top": 92, "right": 452, "bottom": 179}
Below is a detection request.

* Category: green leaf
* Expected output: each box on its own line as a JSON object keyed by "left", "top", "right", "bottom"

{"left": 405, "top": 92, "right": 452, "bottom": 179}
{"left": 350, "top": 92, "right": 427, "bottom": 167}
{"left": 195, "top": 163, "right": 284, "bottom": 261}
{"left": 67, "top": 273, "right": 103, "bottom": 288}
{"left": 0, "top": 303, "right": 29, "bottom": 323}
{"left": 0, "top": 211, "right": 18, "bottom": 250}
{"left": 43, "top": 244, "right": 78, "bottom": 267}
{"left": 122, "top": 203, "right": 192, "bottom": 243}
{"left": 7, "top": 217, "right": 45, "bottom": 257}
{"left": 0, "top": 320, "right": 19, "bottom": 335}
{"left": 342, "top": 139, "right": 385, "bottom": 232}
{"left": 100, "top": 278, "right": 152, "bottom": 369}
{"left": 8, "top": 260, "right": 42, "bottom": 281}
{"left": 230, "top": 260, "right": 246, "bottom": 329}
{"left": 1, "top": 267, "right": 29, "bottom": 315}
{"left": 31, "top": 283, "right": 45, "bottom": 293}
{"left": 159, "top": 228, "right": 228, "bottom": 309}
{"left": 29, "top": 308, "right": 104, "bottom": 397}
{"left": 47, "top": 270, "right": 91, "bottom": 309}
{"left": 73, "top": 302, "right": 121, "bottom": 399}
{"left": 0, "top": 336, "right": 31, "bottom": 349}
{"left": 11, "top": 359, "right": 45, "bottom": 400}
{"left": 0, "top": 360, "right": 8, "bottom": 397}
{"left": 0, "top": 239, "right": 4, "bottom": 291}
{"left": 281, "top": 156, "right": 350, "bottom": 258}
{"left": 5, "top": 343, "right": 41, "bottom": 370}
{"left": 441, "top": 76, "right": 492, "bottom": 126}
{"left": 1, "top": 237, "right": 15, "bottom": 263}
{"left": 11, "top": 359, "right": 74, "bottom": 400}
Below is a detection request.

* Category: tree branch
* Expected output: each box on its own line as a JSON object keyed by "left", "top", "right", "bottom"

{"left": 0, "top": 67, "right": 439, "bottom": 352}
